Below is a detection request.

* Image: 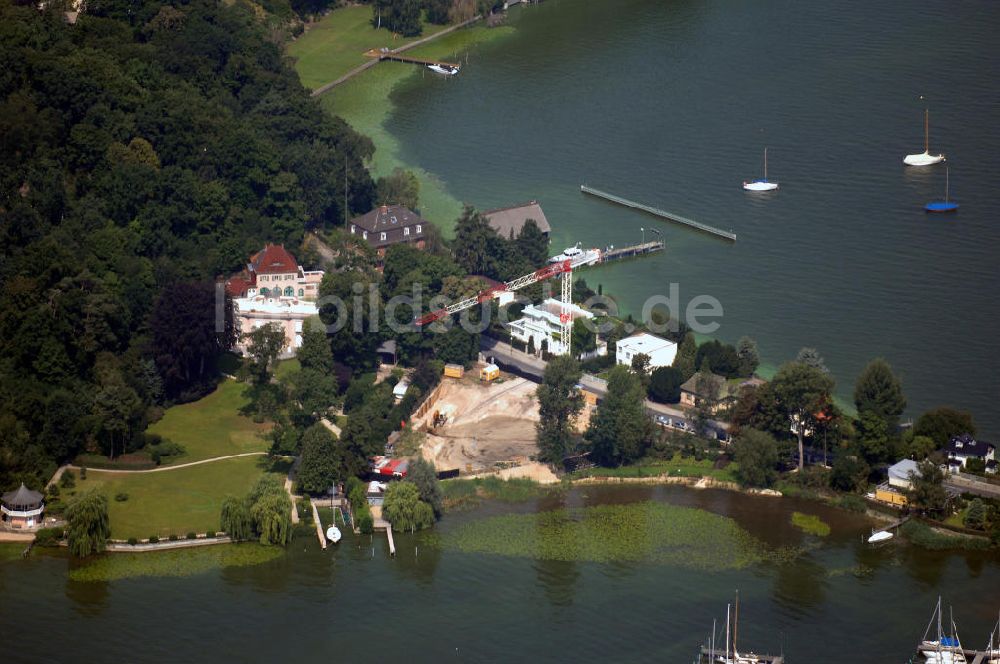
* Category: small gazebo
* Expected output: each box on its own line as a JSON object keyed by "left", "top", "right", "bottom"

{"left": 1, "top": 483, "right": 45, "bottom": 530}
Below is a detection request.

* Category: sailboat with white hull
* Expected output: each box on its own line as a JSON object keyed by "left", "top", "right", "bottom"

{"left": 743, "top": 148, "right": 779, "bottom": 192}
{"left": 918, "top": 598, "right": 967, "bottom": 664}
{"left": 904, "top": 108, "right": 945, "bottom": 166}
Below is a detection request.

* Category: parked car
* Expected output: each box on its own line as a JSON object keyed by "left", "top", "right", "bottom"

{"left": 655, "top": 415, "right": 671, "bottom": 427}
{"left": 672, "top": 420, "right": 687, "bottom": 431}
{"left": 715, "top": 429, "right": 730, "bottom": 443}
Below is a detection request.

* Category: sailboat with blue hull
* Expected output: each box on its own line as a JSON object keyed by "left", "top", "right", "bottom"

{"left": 925, "top": 167, "right": 958, "bottom": 213}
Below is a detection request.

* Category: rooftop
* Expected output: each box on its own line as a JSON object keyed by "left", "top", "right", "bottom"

{"left": 234, "top": 295, "right": 318, "bottom": 316}
{"left": 483, "top": 201, "right": 551, "bottom": 237}
{"left": 529, "top": 298, "right": 593, "bottom": 321}
{"left": 350, "top": 205, "right": 425, "bottom": 233}
{"left": 945, "top": 433, "right": 995, "bottom": 458}
{"left": 888, "top": 458, "right": 921, "bottom": 482}
{"left": 1, "top": 483, "right": 44, "bottom": 509}
{"left": 250, "top": 243, "right": 300, "bottom": 275}
{"left": 680, "top": 372, "right": 735, "bottom": 400}
{"left": 616, "top": 332, "right": 676, "bottom": 354}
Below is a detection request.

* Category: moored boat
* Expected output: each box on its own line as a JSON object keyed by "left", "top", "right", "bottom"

{"left": 548, "top": 243, "right": 602, "bottom": 268}
{"left": 326, "top": 525, "right": 342, "bottom": 544}
{"left": 743, "top": 148, "right": 778, "bottom": 192}
{"left": 427, "top": 63, "right": 459, "bottom": 76}
{"left": 904, "top": 106, "right": 945, "bottom": 166}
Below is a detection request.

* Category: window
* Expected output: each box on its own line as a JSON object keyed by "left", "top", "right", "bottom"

{"left": 416, "top": 225, "right": 422, "bottom": 233}
{"left": 284, "top": 286, "right": 294, "bottom": 297}
{"left": 260, "top": 287, "right": 270, "bottom": 296}
{"left": 390, "top": 216, "right": 397, "bottom": 224}
{"left": 404, "top": 227, "right": 410, "bottom": 236}
{"left": 350, "top": 224, "right": 356, "bottom": 234}
{"left": 362, "top": 231, "right": 368, "bottom": 240}
{"left": 298, "top": 289, "right": 304, "bottom": 297}
{"left": 380, "top": 232, "right": 387, "bottom": 241}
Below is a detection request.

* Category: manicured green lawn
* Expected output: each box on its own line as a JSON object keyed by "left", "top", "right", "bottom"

{"left": 74, "top": 456, "right": 276, "bottom": 539}
{"left": 147, "top": 379, "right": 269, "bottom": 464}
{"left": 288, "top": 5, "right": 453, "bottom": 89}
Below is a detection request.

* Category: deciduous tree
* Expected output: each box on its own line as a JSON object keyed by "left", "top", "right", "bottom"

{"left": 736, "top": 336, "right": 760, "bottom": 377}
{"left": 732, "top": 429, "right": 779, "bottom": 488}
{"left": 536, "top": 356, "right": 583, "bottom": 463}
{"left": 297, "top": 423, "right": 343, "bottom": 494}
{"left": 913, "top": 407, "right": 973, "bottom": 448}
{"left": 854, "top": 358, "right": 906, "bottom": 431}
{"left": 66, "top": 491, "right": 111, "bottom": 558}
{"left": 770, "top": 362, "right": 835, "bottom": 471}
{"left": 407, "top": 457, "right": 443, "bottom": 518}
{"left": 383, "top": 481, "right": 435, "bottom": 532}
{"left": 647, "top": 366, "right": 682, "bottom": 404}
{"left": 585, "top": 365, "right": 652, "bottom": 466}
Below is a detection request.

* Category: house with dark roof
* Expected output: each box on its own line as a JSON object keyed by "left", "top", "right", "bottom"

{"left": 679, "top": 372, "right": 737, "bottom": 414}
{"left": 945, "top": 433, "right": 997, "bottom": 474}
{"left": 1, "top": 483, "right": 45, "bottom": 529}
{"left": 349, "top": 205, "right": 427, "bottom": 257}
{"left": 483, "top": 201, "right": 551, "bottom": 240}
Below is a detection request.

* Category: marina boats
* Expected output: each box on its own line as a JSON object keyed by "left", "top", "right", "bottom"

{"left": 904, "top": 108, "right": 945, "bottom": 166}
{"left": 427, "top": 63, "right": 459, "bottom": 76}
{"left": 548, "top": 243, "right": 602, "bottom": 268}
{"left": 743, "top": 148, "right": 778, "bottom": 192}
{"left": 918, "top": 598, "right": 966, "bottom": 664}
{"left": 325, "top": 525, "right": 342, "bottom": 544}
{"left": 697, "top": 594, "right": 784, "bottom": 664}
{"left": 925, "top": 166, "right": 959, "bottom": 213}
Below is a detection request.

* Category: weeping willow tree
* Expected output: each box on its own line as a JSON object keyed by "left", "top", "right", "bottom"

{"left": 66, "top": 491, "right": 111, "bottom": 558}
{"left": 383, "top": 482, "right": 435, "bottom": 534}
{"left": 250, "top": 492, "right": 292, "bottom": 546}
{"left": 220, "top": 496, "right": 254, "bottom": 542}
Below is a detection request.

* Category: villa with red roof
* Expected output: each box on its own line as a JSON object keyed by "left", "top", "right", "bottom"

{"left": 224, "top": 244, "right": 325, "bottom": 357}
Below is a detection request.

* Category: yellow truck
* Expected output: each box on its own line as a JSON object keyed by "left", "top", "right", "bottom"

{"left": 444, "top": 363, "right": 465, "bottom": 379}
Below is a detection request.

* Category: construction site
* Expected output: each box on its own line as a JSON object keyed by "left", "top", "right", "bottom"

{"left": 409, "top": 364, "right": 594, "bottom": 483}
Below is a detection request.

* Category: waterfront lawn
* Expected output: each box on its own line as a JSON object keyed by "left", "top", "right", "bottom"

{"left": 74, "top": 455, "right": 276, "bottom": 539}
{"left": 147, "top": 379, "right": 269, "bottom": 464}
{"left": 573, "top": 454, "right": 738, "bottom": 483}
{"left": 288, "top": 5, "right": 453, "bottom": 89}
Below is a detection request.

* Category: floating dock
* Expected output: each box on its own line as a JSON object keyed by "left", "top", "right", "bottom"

{"left": 599, "top": 240, "right": 664, "bottom": 262}
{"left": 580, "top": 185, "right": 737, "bottom": 242}
{"left": 310, "top": 500, "right": 327, "bottom": 550}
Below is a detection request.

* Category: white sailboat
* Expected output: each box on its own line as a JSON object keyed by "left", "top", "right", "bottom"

{"left": 326, "top": 525, "right": 342, "bottom": 544}
{"left": 919, "top": 598, "right": 967, "bottom": 664}
{"left": 904, "top": 108, "right": 945, "bottom": 166}
{"left": 743, "top": 148, "right": 778, "bottom": 191}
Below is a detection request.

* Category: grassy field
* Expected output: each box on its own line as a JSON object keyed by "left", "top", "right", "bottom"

{"left": 299, "top": 8, "right": 514, "bottom": 235}
{"left": 72, "top": 455, "right": 277, "bottom": 539}
{"left": 147, "top": 379, "right": 269, "bottom": 464}
{"left": 288, "top": 5, "right": 455, "bottom": 89}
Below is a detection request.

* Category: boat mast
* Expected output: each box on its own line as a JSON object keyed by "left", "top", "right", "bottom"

{"left": 924, "top": 109, "right": 930, "bottom": 153}
{"left": 937, "top": 597, "right": 943, "bottom": 656}
{"left": 734, "top": 591, "right": 739, "bottom": 656}
{"left": 945, "top": 167, "right": 950, "bottom": 203}
{"left": 726, "top": 604, "right": 731, "bottom": 664}
{"left": 763, "top": 148, "right": 768, "bottom": 181}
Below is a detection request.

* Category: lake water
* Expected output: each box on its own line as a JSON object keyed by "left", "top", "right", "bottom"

{"left": 386, "top": 0, "right": 1000, "bottom": 436}
{"left": 3, "top": 486, "right": 998, "bottom": 662}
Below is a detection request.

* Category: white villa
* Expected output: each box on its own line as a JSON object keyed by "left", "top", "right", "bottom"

{"left": 508, "top": 298, "right": 593, "bottom": 356}
{"left": 616, "top": 333, "right": 677, "bottom": 369}
{"left": 225, "top": 244, "right": 325, "bottom": 356}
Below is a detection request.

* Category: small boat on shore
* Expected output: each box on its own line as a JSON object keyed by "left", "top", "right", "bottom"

{"left": 427, "top": 63, "right": 459, "bottom": 76}
{"left": 904, "top": 106, "right": 945, "bottom": 166}
{"left": 326, "top": 525, "right": 342, "bottom": 544}
{"left": 743, "top": 148, "right": 779, "bottom": 192}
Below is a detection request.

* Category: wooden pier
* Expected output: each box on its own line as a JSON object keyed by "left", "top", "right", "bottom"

{"left": 364, "top": 49, "right": 460, "bottom": 70}
{"left": 581, "top": 185, "right": 737, "bottom": 242}
{"left": 310, "top": 500, "right": 326, "bottom": 550}
{"left": 599, "top": 240, "right": 664, "bottom": 262}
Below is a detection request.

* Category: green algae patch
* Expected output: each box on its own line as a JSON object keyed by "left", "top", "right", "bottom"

{"left": 437, "top": 502, "right": 774, "bottom": 569}
{"left": 791, "top": 512, "right": 831, "bottom": 537}
{"left": 68, "top": 544, "right": 283, "bottom": 582}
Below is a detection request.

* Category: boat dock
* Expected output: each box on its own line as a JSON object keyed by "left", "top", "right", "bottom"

{"left": 580, "top": 185, "right": 737, "bottom": 242}
{"left": 699, "top": 647, "right": 783, "bottom": 663}
{"left": 310, "top": 500, "right": 326, "bottom": 550}
{"left": 364, "top": 49, "right": 460, "bottom": 70}
{"left": 599, "top": 240, "right": 663, "bottom": 262}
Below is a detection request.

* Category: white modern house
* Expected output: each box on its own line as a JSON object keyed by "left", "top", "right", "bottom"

{"left": 232, "top": 296, "right": 319, "bottom": 357}
{"left": 616, "top": 333, "right": 677, "bottom": 369}
{"left": 508, "top": 299, "right": 593, "bottom": 356}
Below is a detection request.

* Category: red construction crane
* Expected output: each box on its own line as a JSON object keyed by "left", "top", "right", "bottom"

{"left": 414, "top": 259, "right": 575, "bottom": 355}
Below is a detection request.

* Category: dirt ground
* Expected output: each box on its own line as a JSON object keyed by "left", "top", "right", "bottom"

{"left": 418, "top": 375, "right": 544, "bottom": 473}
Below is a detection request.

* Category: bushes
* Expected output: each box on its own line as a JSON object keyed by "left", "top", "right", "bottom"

{"left": 148, "top": 535, "right": 159, "bottom": 544}
{"left": 205, "top": 531, "right": 216, "bottom": 538}
{"left": 357, "top": 507, "right": 374, "bottom": 534}
{"left": 150, "top": 440, "right": 186, "bottom": 465}
{"left": 114, "top": 492, "right": 129, "bottom": 502}
{"left": 127, "top": 537, "right": 138, "bottom": 546}
{"left": 60, "top": 470, "right": 76, "bottom": 489}
{"left": 34, "top": 527, "right": 64, "bottom": 547}
{"left": 187, "top": 532, "right": 197, "bottom": 540}
{"left": 168, "top": 534, "right": 178, "bottom": 541}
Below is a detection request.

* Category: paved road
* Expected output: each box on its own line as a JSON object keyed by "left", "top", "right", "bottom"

{"left": 480, "top": 336, "right": 730, "bottom": 436}
{"left": 946, "top": 473, "right": 1000, "bottom": 499}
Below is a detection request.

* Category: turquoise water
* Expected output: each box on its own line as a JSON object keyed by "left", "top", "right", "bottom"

{"left": 385, "top": 0, "right": 1000, "bottom": 435}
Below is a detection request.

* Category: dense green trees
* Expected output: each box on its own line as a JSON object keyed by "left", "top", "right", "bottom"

{"left": 66, "top": 491, "right": 111, "bottom": 558}
{"left": 297, "top": 423, "right": 343, "bottom": 494}
{"left": 536, "top": 356, "right": 584, "bottom": 463}
{"left": 0, "top": 0, "right": 377, "bottom": 488}
{"left": 854, "top": 358, "right": 906, "bottom": 432}
{"left": 220, "top": 495, "right": 254, "bottom": 542}
{"left": 376, "top": 168, "right": 420, "bottom": 210}
{"left": 383, "top": 481, "right": 435, "bottom": 532}
{"left": 913, "top": 407, "right": 975, "bottom": 448}
{"left": 516, "top": 219, "right": 549, "bottom": 268}
{"left": 770, "top": 362, "right": 835, "bottom": 471}
{"left": 736, "top": 336, "right": 760, "bottom": 377}
{"left": 905, "top": 460, "right": 948, "bottom": 517}
{"left": 647, "top": 366, "right": 682, "bottom": 404}
{"left": 372, "top": 0, "right": 423, "bottom": 36}
{"left": 586, "top": 365, "right": 652, "bottom": 466}
{"left": 222, "top": 476, "right": 293, "bottom": 545}
{"left": 407, "top": 457, "right": 443, "bottom": 518}
{"left": 732, "top": 429, "right": 779, "bottom": 488}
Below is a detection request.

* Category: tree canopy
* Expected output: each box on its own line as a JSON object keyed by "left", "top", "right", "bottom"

{"left": 770, "top": 362, "right": 835, "bottom": 470}
{"left": 854, "top": 358, "right": 906, "bottom": 432}
{"left": 535, "top": 355, "right": 583, "bottom": 463}
{"left": 585, "top": 365, "right": 652, "bottom": 466}
{"left": 66, "top": 491, "right": 111, "bottom": 557}
{"left": 383, "top": 481, "right": 435, "bottom": 532}
{"left": 732, "top": 429, "right": 779, "bottom": 488}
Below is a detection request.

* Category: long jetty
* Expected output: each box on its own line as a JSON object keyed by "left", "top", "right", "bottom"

{"left": 310, "top": 500, "right": 327, "bottom": 550}
{"left": 364, "top": 49, "right": 460, "bottom": 69}
{"left": 580, "top": 185, "right": 736, "bottom": 242}
{"left": 599, "top": 240, "right": 663, "bottom": 262}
